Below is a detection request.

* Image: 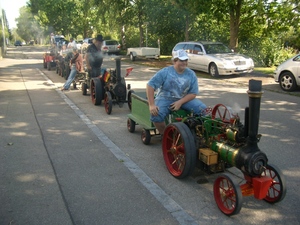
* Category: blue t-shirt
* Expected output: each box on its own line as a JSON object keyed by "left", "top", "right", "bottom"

{"left": 148, "top": 66, "right": 199, "bottom": 100}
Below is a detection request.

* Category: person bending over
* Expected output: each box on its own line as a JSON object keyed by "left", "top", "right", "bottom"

{"left": 61, "top": 48, "right": 83, "bottom": 91}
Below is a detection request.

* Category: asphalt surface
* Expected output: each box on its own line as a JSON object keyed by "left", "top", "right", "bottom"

{"left": 0, "top": 52, "right": 182, "bottom": 225}
{"left": 1, "top": 46, "right": 300, "bottom": 225}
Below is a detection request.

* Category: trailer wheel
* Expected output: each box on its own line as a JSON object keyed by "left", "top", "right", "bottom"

{"left": 91, "top": 78, "right": 103, "bottom": 105}
{"left": 127, "top": 118, "right": 135, "bottom": 133}
{"left": 127, "top": 90, "right": 135, "bottom": 111}
{"left": 162, "top": 122, "right": 197, "bottom": 179}
{"left": 141, "top": 128, "right": 151, "bottom": 145}
{"left": 261, "top": 164, "right": 286, "bottom": 203}
{"left": 214, "top": 173, "right": 243, "bottom": 216}
{"left": 104, "top": 91, "right": 113, "bottom": 114}
{"left": 130, "top": 53, "right": 136, "bottom": 61}
{"left": 81, "top": 82, "right": 87, "bottom": 95}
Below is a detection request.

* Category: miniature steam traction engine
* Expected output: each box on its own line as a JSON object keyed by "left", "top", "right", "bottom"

{"left": 83, "top": 57, "right": 134, "bottom": 114}
{"left": 128, "top": 79, "right": 286, "bottom": 215}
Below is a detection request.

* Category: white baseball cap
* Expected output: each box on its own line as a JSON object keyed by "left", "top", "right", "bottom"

{"left": 172, "top": 49, "right": 189, "bottom": 60}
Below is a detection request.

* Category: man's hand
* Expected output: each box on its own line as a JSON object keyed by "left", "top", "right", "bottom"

{"left": 149, "top": 105, "right": 159, "bottom": 116}
{"left": 169, "top": 101, "right": 182, "bottom": 111}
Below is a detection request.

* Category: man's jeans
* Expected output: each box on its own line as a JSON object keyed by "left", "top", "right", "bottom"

{"left": 63, "top": 65, "right": 77, "bottom": 90}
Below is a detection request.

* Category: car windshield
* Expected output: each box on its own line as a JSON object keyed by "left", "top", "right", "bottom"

{"left": 105, "top": 40, "right": 118, "bottom": 45}
{"left": 203, "top": 43, "right": 232, "bottom": 54}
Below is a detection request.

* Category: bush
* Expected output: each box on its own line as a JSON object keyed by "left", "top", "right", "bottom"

{"left": 239, "top": 38, "right": 297, "bottom": 67}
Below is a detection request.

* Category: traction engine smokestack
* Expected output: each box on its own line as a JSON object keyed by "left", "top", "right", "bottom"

{"left": 235, "top": 80, "right": 268, "bottom": 176}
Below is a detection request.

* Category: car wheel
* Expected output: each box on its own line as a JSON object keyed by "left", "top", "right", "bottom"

{"left": 209, "top": 63, "right": 219, "bottom": 77}
{"left": 279, "top": 72, "right": 297, "bottom": 92}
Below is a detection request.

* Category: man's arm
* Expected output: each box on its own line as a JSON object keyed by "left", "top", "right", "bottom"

{"left": 146, "top": 84, "right": 159, "bottom": 116}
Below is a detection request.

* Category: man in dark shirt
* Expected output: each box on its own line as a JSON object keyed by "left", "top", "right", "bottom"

{"left": 85, "top": 34, "right": 104, "bottom": 78}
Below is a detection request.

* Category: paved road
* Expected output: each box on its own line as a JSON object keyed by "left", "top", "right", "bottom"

{"left": 1, "top": 46, "right": 299, "bottom": 225}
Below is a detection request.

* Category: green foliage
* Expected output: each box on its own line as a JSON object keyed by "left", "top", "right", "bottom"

{"left": 2, "top": 0, "right": 298, "bottom": 66}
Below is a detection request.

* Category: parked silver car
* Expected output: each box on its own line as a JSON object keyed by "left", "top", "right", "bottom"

{"left": 102, "top": 40, "right": 121, "bottom": 54}
{"left": 172, "top": 41, "right": 254, "bottom": 77}
{"left": 80, "top": 38, "right": 121, "bottom": 55}
{"left": 274, "top": 54, "right": 300, "bottom": 92}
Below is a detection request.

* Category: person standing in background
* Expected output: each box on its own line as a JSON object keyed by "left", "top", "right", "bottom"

{"left": 85, "top": 34, "right": 104, "bottom": 78}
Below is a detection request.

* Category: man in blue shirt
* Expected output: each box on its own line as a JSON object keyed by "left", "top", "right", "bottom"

{"left": 146, "top": 49, "right": 207, "bottom": 134}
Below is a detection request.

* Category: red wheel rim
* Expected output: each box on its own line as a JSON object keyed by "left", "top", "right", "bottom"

{"left": 261, "top": 164, "right": 286, "bottom": 203}
{"left": 163, "top": 126, "right": 186, "bottom": 177}
{"left": 213, "top": 174, "right": 242, "bottom": 215}
{"left": 212, "top": 104, "right": 234, "bottom": 123}
{"left": 104, "top": 94, "right": 109, "bottom": 113}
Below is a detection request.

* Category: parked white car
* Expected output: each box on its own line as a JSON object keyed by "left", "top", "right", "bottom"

{"left": 273, "top": 54, "right": 300, "bottom": 92}
{"left": 172, "top": 41, "right": 254, "bottom": 77}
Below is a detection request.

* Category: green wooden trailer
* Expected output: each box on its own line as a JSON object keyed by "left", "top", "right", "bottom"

{"left": 127, "top": 92, "right": 188, "bottom": 145}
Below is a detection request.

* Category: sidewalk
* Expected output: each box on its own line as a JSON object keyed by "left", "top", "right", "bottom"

{"left": 0, "top": 58, "right": 180, "bottom": 225}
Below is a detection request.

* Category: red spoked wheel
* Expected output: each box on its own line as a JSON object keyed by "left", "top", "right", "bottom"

{"left": 104, "top": 91, "right": 113, "bottom": 115}
{"left": 261, "top": 164, "right": 286, "bottom": 203}
{"left": 211, "top": 104, "right": 235, "bottom": 123}
{"left": 162, "top": 122, "right": 197, "bottom": 179}
{"left": 91, "top": 78, "right": 103, "bottom": 105}
{"left": 214, "top": 173, "right": 243, "bottom": 216}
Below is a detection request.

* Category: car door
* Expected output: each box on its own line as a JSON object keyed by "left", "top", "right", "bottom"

{"left": 184, "top": 44, "right": 196, "bottom": 69}
{"left": 187, "top": 44, "right": 205, "bottom": 71}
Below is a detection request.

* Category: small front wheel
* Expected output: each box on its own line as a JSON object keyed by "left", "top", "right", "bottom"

{"left": 214, "top": 173, "right": 243, "bottom": 216}
{"left": 262, "top": 164, "right": 287, "bottom": 203}
{"left": 141, "top": 128, "right": 151, "bottom": 145}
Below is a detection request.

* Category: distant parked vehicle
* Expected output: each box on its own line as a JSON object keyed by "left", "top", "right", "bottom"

{"left": 172, "top": 41, "right": 254, "bottom": 77}
{"left": 14, "top": 40, "right": 22, "bottom": 46}
{"left": 102, "top": 40, "right": 121, "bottom": 54}
{"left": 127, "top": 47, "right": 160, "bottom": 61}
{"left": 273, "top": 54, "right": 300, "bottom": 92}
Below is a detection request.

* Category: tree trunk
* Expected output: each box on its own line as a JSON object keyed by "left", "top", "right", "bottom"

{"left": 229, "top": 0, "right": 242, "bottom": 51}
{"left": 185, "top": 14, "right": 189, "bottom": 41}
